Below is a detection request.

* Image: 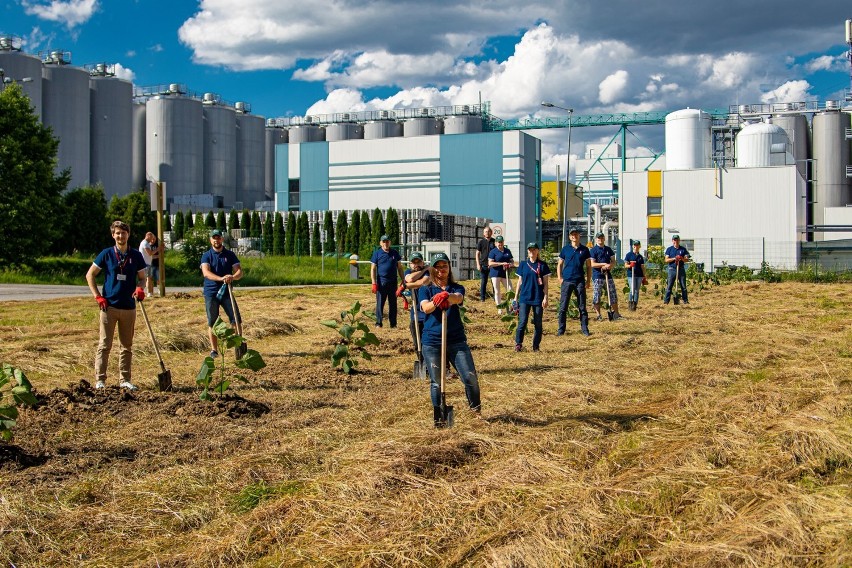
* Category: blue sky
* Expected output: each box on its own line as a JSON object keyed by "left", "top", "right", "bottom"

{"left": 3, "top": 0, "right": 851, "bottom": 177}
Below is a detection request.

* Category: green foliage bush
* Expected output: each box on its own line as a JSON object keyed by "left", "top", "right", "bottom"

{"left": 180, "top": 224, "right": 212, "bottom": 270}
{"left": 195, "top": 318, "right": 266, "bottom": 401}
{"left": 321, "top": 301, "right": 379, "bottom": 374}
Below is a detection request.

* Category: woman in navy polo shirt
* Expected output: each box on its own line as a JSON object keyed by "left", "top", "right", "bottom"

{"left": 487, "top": 235, "right": 514, "bottom": 312}
{"left": 513, "top": 242, "right": 551, "bottom": 351}
{"left": 418, "top": 252, "right": 482, "bottom": 427}
{"left": 624, "top": 240, "right": 646, "bottom": 311}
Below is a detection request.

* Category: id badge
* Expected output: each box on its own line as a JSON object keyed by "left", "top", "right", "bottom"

{"left": 537, "top": 277, "right": 543, "bottom": 286}
{"left": 116, "top": 274, "right": 127, "bottom": 281}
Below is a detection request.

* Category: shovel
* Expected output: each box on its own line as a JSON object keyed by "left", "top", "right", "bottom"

{"left": 227, "top": 283, "right": 248, "bottom": 359}
{"left": 137, "top": 299, "right": 172, "bottom": 391}
{"left": 438, "top": 308, "right": 454, "bottom": 428}
{"left": 410, "top": 290, "right": 427, "bottom": 380}
{"left": 673, "top": 262, "right": 681, "bottom": 305}
{"left": 605, "top": 271, "right": 615, "bottom": 321}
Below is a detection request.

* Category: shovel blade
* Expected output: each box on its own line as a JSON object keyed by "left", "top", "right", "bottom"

{"left": 444, "top": 405, "right": 454, "bottom": 428}
{"left": 157, "top": 370, "right": 173, "bottom": 392}
{"left": 673, "top": 297, "right": 680, "bottom": 305}
{"left": 235, "top": 343, "right": 248, "bottom": 360}
{"left": 607, "top": 310, "right": 614, "bottom": 321}
{"left": 413, "top": 360, "right": 423, "bottom": 380}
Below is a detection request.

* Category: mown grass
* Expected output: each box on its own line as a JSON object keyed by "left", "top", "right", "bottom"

{"left": 0, "top": 281, "right": 850, "bottom": 566}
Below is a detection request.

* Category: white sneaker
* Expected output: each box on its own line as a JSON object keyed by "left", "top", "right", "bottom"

{"left": 119, "top": 381, "right": 137, "bottom": 391}
{"left": 95, "top": 380, "right": 105, "bottom": 389}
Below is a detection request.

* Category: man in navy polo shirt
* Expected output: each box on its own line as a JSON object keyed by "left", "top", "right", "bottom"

{"left": 86, "top": 220, "right": 148, "bottom": 390}
{"left": 664, "top": 234, "right": 690, "bottom": 305}
{"left": 590, "top": 232, "right": 622, "bottom": 321}
{"left": 556, "top": 228, "right": 592, "bottom": 336}
{"left": 370, "top": 234, "right": 404, "bottom": 328}
{"left": 513, "top": 242, "right": 551, "bottom": 351}
{"left": 201, "top": 229, "right": 243, "bottom": 357}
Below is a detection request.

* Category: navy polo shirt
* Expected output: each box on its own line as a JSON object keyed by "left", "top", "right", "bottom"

{"left": 93, "top": 246, "right": 147, "bottom": 309}
{"left": 558, "top": 244, "right": 591, "bottom": 283}
{"left": 487, "top": 246, "right": 514, "bottom": 278}
{"left": 403, "top": 268, "right": 427, "bottom": 322}
{"left": 624, "top": 252, "right": 645, "bottom": 278}
{"left": 200, "top": 247, "right": 241, "bottom": 297}
{"left": 418, "top": 282, "right": 467, "bottom": 346}
{"left": 370, "top": 247, "right": 402, "bottom": 286}
{"left": 589, "top": 245, "right": 615, "bottom": 280}
{"left": 665, "top": 245, "right": 690, "bottom": 271}
{"left": 515, "top": 259, "right": 551, "bottom": 305}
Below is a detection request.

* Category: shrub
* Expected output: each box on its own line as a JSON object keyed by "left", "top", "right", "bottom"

{"left": 321, "top": 301, "right": 379, "bottom": 374}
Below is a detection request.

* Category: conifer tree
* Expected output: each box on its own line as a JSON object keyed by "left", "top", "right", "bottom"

{"left": 263, "top": 214, "right": 273, "bottom": 254}
{"left": 335, "top": 211, "right": 348, "bottom": 254}
{"left": 359, "top": 210, "right": 373, "bottom": 258}
{"left": 323, "top": 210, "right": 335, "bottom": 253}
{"left": 285, "top": 211, "right": 296, "bottom": 255}
{"left": 174, "top": 210, "right": 185, "bottom": 240}
{"left": 273, "top": 212, "right": 284, "bottom": 255}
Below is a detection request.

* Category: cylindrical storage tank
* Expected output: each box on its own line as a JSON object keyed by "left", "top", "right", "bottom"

{"left": 735, "top": 122, "right": 790, "bottom": 168}
{"left": 202, "top": 100, "right": 237, "bottom": 207}
{"left": 444, "top": 115, "right": 483, "bottom": 134}
{"left": 131, "top": 102, "right": 147, "bottom": 191}
{"left": 90, "top": 75, "right": 133, "bottom": 201}
{"left": 265, "top": 127, "right": 288, "bottom": 199}
{"left": 288, "top": 125, "right": 324, "bottom": 144}
{"left": 42, "top": 59, "right": 91, "bottom": 190}
{"left": 664, "top": 109, "right": 712, "bottom": 170}
{"left": 811, "top": 111, "right": 852, "bottom": 235}
{"left": 364, "top": 120, "right": 403, "bottom": 139}
{"left": 403, "top": 117, "right": 443, "bottom": 137}
{"left": 326, "top": 122, "right": 364, "bottom": 141}
{"left": 772, "top": 114, "right": 809, "bottom": 180}
{"left": 146, "top": 94, "right": 204, "bottom": 200}
{"left": 236, "top": 112, "right": 265, "bottom": 208}
{"left": 0, "top": 40, "right": 43, "bottom": 120}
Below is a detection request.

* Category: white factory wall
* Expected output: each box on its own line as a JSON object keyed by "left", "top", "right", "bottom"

{"left": 618, "top": 170, "right": 648, "bottom": 245}
{"left": 824, "top": 207, "right": 852, "bottom": 241}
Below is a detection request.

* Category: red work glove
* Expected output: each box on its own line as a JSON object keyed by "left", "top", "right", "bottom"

{"left": 396, "top": 284, "right": 406, "bottom": 297}
{"left": 403, "top": 298, "right": 409, "bottom": 311}
{"left": 642, "top": 277, "right": 648, "bottom": 285}
{"left": 371, "top": 283, "right": 378, "bottom": 294}
{"left": 134, "top": 287, "right": 145, "bottom": 301}
{"left": 629, "top": 261, "right": 636, "bottom": 268}
{"left": 676, "top": 255, "right": 683, "bottom": 262}
{"left": 95, "top": 295, "right": 108, "bottom": 311}
{"left": 432, "top": 291, "right": 450, "bottom": 310}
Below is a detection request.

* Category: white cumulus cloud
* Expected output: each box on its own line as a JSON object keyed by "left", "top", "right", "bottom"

{"left": 760, "top": 80, "right": 813, "bottom": 104}
{"left": 804, "top": 53, "right": 845, "bottom": 73}
{"left": 113, "top": 63, "right": 135, "bottom": 83}
{"left": 22, "top": 0, "right": 99, "bottom": 29}
{"left": 598, "top": 70, "right": 629, "bottom": 104}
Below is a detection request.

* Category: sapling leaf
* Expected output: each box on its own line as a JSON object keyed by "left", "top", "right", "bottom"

{"left": 350, "top": 301, "right": 361, "bottom": 315}
{"left": 340, "top": 310, "right": 347, "bottom": 321}
{"left": 199, "top": 388, "right": 213, "bottom": 401}
{"left": 214, "top": 380, "right": 231, "bottom": 394}
{"left": 355, "top": 322, "right": 370, "bottom": 334}
{"left": 361, "top": 351, "right": 372, "bottom": 361}
{"left": 196, "top": 357, "right": 215, "bottom": 387}
{"left": 362, "top": 310, "right": 376, "bottom": 320}
{"left": 339, "top": 324, "right": 355, "bottom": 341}
{"left": 11, "top": 388, "right": 37, "bottom": 407}
{"left": 320, "top": 320, "right": 340, "bottom": 329}
{"left": 235, "top": 349, "right": 266, "bottom": 371}
{"left": 0, "top": 405, "right": 19, "bottom": 420}
{"left": 342, "top": 359, "right": 354, "bottom": 374}
{"left": 234, "top": 374, "right": 248, "bottom": 383}
{"left": 361, "top": 332, "right": 380, "bottom": 346}
{"left": 332, "top": 344, "right": 348, "bottom": 366}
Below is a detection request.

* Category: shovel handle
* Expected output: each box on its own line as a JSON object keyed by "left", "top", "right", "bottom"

{"left": 138, "top": 300, "right": 167, "bottom": 372}
{"left": 411, "top": 290, "right": 423, "bottom": 355}
{"left": 440, "top": 308, "right": 448, "bottom": 395}
{"left": 227, "top": 282, "right": 243, "bottom": 337}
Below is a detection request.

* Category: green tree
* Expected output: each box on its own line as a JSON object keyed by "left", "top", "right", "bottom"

{"left": 323, "top": 210, "right": 335, "bottom": 253}
{"left": 186, "top": 209, "right": 195, "bottom": 228}
{"left": 273, "top": 212, "right": 284, "bottom": 255}
{"left": 180, "top": 224, "right": 212, "bottom": 270}
{"left": 359, "top": 210, "right": 373, "bottom": 258}
{"left": 58, "top": 185, "right": 109, "bottom": 254}
{"left": 371, "top": 207, "right": 385, "bottom": 246}
{"left": 285, "top": 211, "right": 296, "bottom": 255}
{"left": 204, "top": 211, "right": 215, "bottom": 229}
{"left": 295, "top": 212, "right": 309, "bottom": 256}
{"left": 106, "top": 189, "right": 156, "bottom": 244}
{"left": 216, "top": 210, "right": 226, "bottom": 231}
{"left": 335, "top": 211, "right": 348, "bottom": 255}
{"left": 311, "top": 222, "right": 321, "bottom": 256}
{"left": 228, "top": 209, "right": 239, "bottom": 231}
{"left": 240, "top": 210, "right": 250, "bottom": 233}
{"left": 250, "top": 211, "right": 261, "bottom": 238}
{"left": 0, "top": 84, "right": 69, "bottom": 266}
{"left": 263, "top": 214, "right": 273, "bottom": 254}
{"left": 386, "top": 207, "right": 400, "bottom": 247}
{"left": 347, "top": 210, "right": 360, "bottom": 256}
{"left": 174, "top": 210, "right": 185, "bottom": 240}
{"left": 163, "top": 212, "right": 172, "bottom": 231}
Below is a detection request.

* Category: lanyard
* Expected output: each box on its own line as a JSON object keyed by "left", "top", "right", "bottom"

{"left": 114, "top": 247, "right": 129, "bottom": 272}
{"left": 527, "top": 260, "right": 541, "bottom": 276}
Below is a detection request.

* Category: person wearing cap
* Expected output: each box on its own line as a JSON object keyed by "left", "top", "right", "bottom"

{"left": 487, "top": 235, "right": 514, "bottom": 312}
{"left": 556, "top": 228, "right": 592, "bottom": 336}
{"left": 418, "top": 252, "right": 482, "bottom": 426}
{"left": 513, "top": 242, "right": 551, "bottom": 351}
{"left": 86, "top": 220, "right": 148, "bottom": 390}
{"left": 589, "top": 232, "right": 622, "bottom": 321}
{"left": 624, "top": 240, "right": 646, "bottom": 311}
{"left": 664, "top": 234, "right": 690, "bottom": 305}
{"left": 401, "top": 252, "right": 431, "bottom": 363}
{"left": 370, "top": 234, "right": 404, "bottom": 328}
{"left": 200, "top": 229, "right": 243, "bottom": 358}
{"left": 475, "top": 226, "right": 495, "bottom": 301}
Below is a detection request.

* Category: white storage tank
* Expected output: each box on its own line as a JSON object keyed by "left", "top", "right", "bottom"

{"left": 771, "top": 114, "right": 809, "bottom": 180}
{"left": 364, "top": 120, "right": 403, "bottom": 139}
{"left": 131, "top": 102, "right": 147, "bottom": 191}
{"left": 265, "top": 127, "right": 287, "bottom": 199}
{"left": 289, "top": 124, "right": 325, "bottom": 143}
{"left": 735, "top": 121, "right": 791, "bottom": 168}
{"left": 0, "top": 36, "right": 43, "bottom": 120}
{"left": 664, "top": 108, "right": 712, "bottom": 170}
{"left": 42, "top": 51, "right": 91, "bottom": 190}
{"left": 811, "top": 110, "right": 852, "bottom": 236}
{"left": 404, "top": 117, "right": 443, "bottom": 137}
{"left": 146, "top": 89, "right": 204, "bottom": 199}
{"left": 202, "top": 94, "right": 237, "bottom": 207}
{"left": 444, "top": 115, "right": 483, "bottom": 134}
{"left": 235, "top": 105, "right": 265, "bottom": 208}
{"left": 326, "top": 122, "right": 364, "bottom": 141}
{"left": 89, "top": 66, "right": 133, "bottom": 200}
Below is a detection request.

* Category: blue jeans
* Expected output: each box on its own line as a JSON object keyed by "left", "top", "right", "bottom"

{"left": 375, "top": 282, "right": 397, "bottom": 326}
{"left": 628, "top": 276, "right": 642, "bottom": 302}
{"left": 421, "top": 342, "right": 481, "bottom": 410}
{"left": 665, "top": 268, "right": 688, "bottom": 303}
{"left": 515, "top": 303, "right": 543, "bottom": 349}
{"left": 479, "top": 268, "right": 490, "bottom": 300}
{"left": 204, "top": 294, "right": 240, "bottom": 327}
{"left": 557, "top": 280, "right": 589, "bottom": 334}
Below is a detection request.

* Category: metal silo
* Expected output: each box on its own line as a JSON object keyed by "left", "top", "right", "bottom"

{"left": 811, "top": 109, "right": 852, "bottom": 238}
{"left": 403, "top": 117, "right": 443, "bottom": 137}
{"left": 664, "top": 109, "right": 712, "bottom": 170}
{"left": 265, "top": 126, "right": 288, "bottom": 199}
{"left": 289, "top": 124, "right": 325, "bottom": 143}
{"left": 735, "top": 122, "right": 791, "bottom": 168}
{"left": 89, "top": 64, "right": 132, "bottom": 200}
{"left": 202, "top": 94, "right": 237, "bottom": 207}
{"left": 0, "top": 35, "right": 43, "bottom": 120}
{"left": 444, "top": 115, "right": 483, "bottom": 134}
{"left": 364, "top": 120, "right": 403, "bottom": 139}
{"left": 326, "top": 122, "right": 364, "bottom": 141}
{"left": 146, "top": 85, "right": 204, "bottom": 200}
{"left": 235, "top": 103, "right": 265, "bottom": 208}
{"left": 131, "top": 102, "right": 146, "bottom": 190}
{"left": 772, "top": 113, "right": 809, "bottom": 180}
{"left": 41, "top": 51, "right": 90, "bottom": 190}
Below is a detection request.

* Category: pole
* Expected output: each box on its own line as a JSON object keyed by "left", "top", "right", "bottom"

{"left": 156, "top": 181, "right": 165, "bottom": 297}
{"left": 561, "top": 111, "right": 573, "bottom": 250}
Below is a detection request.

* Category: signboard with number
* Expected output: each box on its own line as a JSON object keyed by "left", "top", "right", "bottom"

{"left": 490, "top": 223, "right": 506, "bottom": 239}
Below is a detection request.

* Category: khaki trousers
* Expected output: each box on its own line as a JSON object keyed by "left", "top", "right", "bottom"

{"left": 95, "top": 306, "right": 136, "bottom": 383}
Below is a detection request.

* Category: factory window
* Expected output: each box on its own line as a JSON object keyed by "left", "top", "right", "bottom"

{"left": 647, "top": 229, "right": 662, "bottom": 247}
{"left": 288, "top": 179, "right": 300, "bottom": 211}
{"left": 647, "top": 196, "right": 662, "bottom": 215}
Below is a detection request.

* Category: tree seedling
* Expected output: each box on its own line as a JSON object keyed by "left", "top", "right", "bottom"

{"left": 0, "top": 364, "right": 38, "bottom": 441}
{"left": 321, "top": 301, "right": 380, "bottom": 374}
{"left": 196, "top": 318, "right": 266, "bottom": 401}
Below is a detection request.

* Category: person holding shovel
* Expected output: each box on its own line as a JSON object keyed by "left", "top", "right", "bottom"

{"left": 590, "top": 232, "right": 622, "bottom": 321}
{"left": 418, "top": 252, "right": 482, "bottom": 427}
{"left": 86, "top": 220, "right": 148, "bottom": 390}
{"left": 370, "top": 235, "right": 404, "bottom": 328}
{"left": 664, "top": 234, "right": 690, "bottom": 305}
{"left": 624, "top": 240, "right": 646, "bottom": 311}
{"left": 487, "top": 235, "right": 514, "bottom": 313}
{"left": 401, "top": 252, "right": 431, "bottom": 364}
{"left": 513, "top": 242, "right": 551, "bottom": 352}
{"left": 556, "top": 228, "right": 592, "bottom": 337}
{"left": 476, "top": 226, "right": 495, "bottom": 301}
{"left": 200, "top": 229, "right": 243, "bottom": 358}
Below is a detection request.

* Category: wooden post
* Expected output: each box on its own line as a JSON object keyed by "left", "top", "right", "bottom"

{"left": 156, "top": 181, "right": 165, "bottom": 298}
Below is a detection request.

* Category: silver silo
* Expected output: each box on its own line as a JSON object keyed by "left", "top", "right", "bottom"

{"left": 771, "top": 113, "right": 809, "bottom": 181}
{"left": 289, "top": 124, "right": 325, "bottom": 143}
{"left": 235, "top": 103, "right": 265, "bottom": 208}
{"left": 42, "top": 51, "right": 90, "bottom": 190}
{"left": 326, "top": 118, "right": 364, "bottom": 141}
{"left": 265, "top": 126, "right": 288, "bottom": 199}
{"left": 403, "top": 117, "right": 443, "bottom": 137}
{"left": 202, "top": 94, "right": 237, "bottom": 207}
{"left": 146, "top": 86, "right": 204, "bottom": 200}
{"left": 364, "top": 120, "right": 403, "bottom": 139}
{"left": 0, "top": 35, "right": 43, "bottom": 120}
{"left": 811, "top": 108, "right": 852, "bottom": 239}
{"left": 89, "top": 65, "right": 132, "bottom": 201}
{"left": 444, "top": 115, "right": 483, "bottom": 134}
{"left": 131, "top": 102, "right": 146, "bottom": 191}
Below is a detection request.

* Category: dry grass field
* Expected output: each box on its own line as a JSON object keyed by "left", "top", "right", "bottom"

{"left": 0, "top": 281, "right": 850, "bottom": 567}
